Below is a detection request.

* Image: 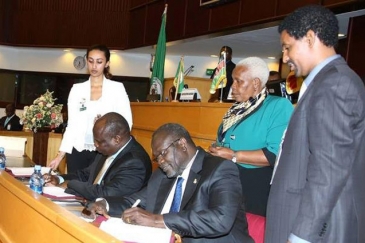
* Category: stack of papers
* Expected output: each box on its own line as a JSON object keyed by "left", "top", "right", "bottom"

{"left": 43, "top": 186, "right": 77, "bottom": 200}
{"left": 99, "top": 217, "right": 173, "bottom": 243}
{"left": 6, "top": 166, "right": 52, "bottom": 177}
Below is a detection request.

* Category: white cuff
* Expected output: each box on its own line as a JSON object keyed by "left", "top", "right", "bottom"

{"left": 57, "top": 176, "right": 64, "bottom": 184}
{"left": 96, "top": 198, "right": 109, "bottom": 212}
{"left": 289, "top": 233, "right": 311, "bottom": 243}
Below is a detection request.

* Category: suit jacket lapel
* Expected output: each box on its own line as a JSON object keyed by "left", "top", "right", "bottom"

{"left": 154, "top": 177, "right": 175, "bottom": 214}
{"left": 180, "top": 148, "right": 204, "bottom": 210}
{"left": 102, "top": 136, "right": 135, "bottom": 176}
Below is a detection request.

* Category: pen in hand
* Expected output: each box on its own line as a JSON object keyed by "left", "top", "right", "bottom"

{"left": 43, "top": 168, "right": 53, "bottom": 186}
{"left": 132, "top": 199, "right": 141, "bottom": 208}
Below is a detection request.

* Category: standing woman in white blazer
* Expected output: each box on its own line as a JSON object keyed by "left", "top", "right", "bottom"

{"left": 49, "top": 44, "right": 133, "bottom": 173}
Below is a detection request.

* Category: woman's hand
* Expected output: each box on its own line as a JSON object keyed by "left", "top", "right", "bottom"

{"left": 208, "top": 144, "right": 234, "bottom": 160}
{"left": 48, "top": 152, "right": 65, "bottom": 170}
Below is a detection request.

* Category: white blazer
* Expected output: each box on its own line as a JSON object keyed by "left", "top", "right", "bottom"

{"left": 59, "top": 76, "right": 133, "bottom": 153}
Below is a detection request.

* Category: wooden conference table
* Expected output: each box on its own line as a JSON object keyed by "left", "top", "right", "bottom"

{"left": 0, "top": 157, "right": 121, "bottom": 243}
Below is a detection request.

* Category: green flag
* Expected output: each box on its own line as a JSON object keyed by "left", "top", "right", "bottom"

{"left": 150, "top": 5, "right": 167, "bottom": 101}
{"left": 173, "top": 56, "right": 185, "bottom": 96}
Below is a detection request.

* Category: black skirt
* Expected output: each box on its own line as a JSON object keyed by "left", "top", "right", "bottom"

{"left": 237, "top": 165, "right": 273, "bottom": 216}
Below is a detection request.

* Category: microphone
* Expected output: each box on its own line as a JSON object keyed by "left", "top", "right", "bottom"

{"left": 184, "top": 65, "right": 194, "bottom": 76}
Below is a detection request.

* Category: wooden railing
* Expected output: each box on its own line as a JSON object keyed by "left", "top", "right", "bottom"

{"left": 130, "top": 102, "right": 230, "bottom": 169}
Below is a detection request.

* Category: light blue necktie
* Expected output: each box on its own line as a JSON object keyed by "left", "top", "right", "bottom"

{"left": 169, "top": 177, "right": 184, "bottom": 213}
{"left": 4, "top": 117, "right": 11, "bottom": 127}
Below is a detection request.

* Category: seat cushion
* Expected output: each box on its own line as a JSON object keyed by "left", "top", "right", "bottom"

{"left": 246, "top": 213, "right": 266, "bottom": 243}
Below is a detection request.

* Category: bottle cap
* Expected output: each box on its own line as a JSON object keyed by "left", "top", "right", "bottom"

{"left": 34, "top": 165, "right": 42, "bottom": 171}
{"left": 0, "top": 147, "right": 4, "bottom": 153}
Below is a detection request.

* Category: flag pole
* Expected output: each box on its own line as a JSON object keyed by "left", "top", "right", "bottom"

{"left": 172, "top": 56, "right": 184, "bottom": 102}
{"left": 150, "top": 4, "right": 167, "bottom": 102}
{"left": 174, "top": 56, "right": 181, "bottom": 101}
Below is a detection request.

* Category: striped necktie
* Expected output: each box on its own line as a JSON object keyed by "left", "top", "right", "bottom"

{"left": 169, "top": 177, "right": 184, "bottom": 213}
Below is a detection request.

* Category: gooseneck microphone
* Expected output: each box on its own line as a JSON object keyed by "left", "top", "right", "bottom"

{"left": 184, "top": 65, "right": 194, "bottom": 76}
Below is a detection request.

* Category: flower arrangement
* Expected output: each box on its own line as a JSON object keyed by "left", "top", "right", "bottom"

{"left": 20, "top": 90, "right": 63, "bottom": 132}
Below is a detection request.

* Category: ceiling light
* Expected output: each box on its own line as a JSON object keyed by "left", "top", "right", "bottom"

{"left": 338, "top": 33, "right": 346, "bottom": 37}
{"left": 63, "top": 49, "right": 72, "bottom": 52}
{"left": 267, "top": 57, "right": 276, "bottom": 60}
{"left": 210, "top": 55, "right": 218, "bottom": 58}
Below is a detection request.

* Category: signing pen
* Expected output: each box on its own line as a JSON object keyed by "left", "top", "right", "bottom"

{"left": 43, "top": 168, "right": 53, "bottom": 186}
{"left": 132, "top": 199, "right": 141, "bottom": 208}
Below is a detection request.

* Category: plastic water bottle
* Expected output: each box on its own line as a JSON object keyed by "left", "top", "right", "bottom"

{"left": 29, "top": 165, "right": 43, "bottom": 194}
{"left": 0, "top": 147, "right": 6, "bottom": 170}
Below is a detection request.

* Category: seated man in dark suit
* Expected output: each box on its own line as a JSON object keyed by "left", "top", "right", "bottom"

{"left": 43, "top": 112, "right": 152, "bottom": 201}
{"left": 84, "top": 123, "right": 253, "bottom": 243}
{"left": 0, "top": 103, "right": 23, "bottom": 131}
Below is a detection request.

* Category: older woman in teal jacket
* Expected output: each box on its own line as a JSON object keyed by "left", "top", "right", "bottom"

{"left": 209, "top": 57, "right": 293, "bottom": 216}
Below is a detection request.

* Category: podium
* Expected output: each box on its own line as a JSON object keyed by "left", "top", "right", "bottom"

{"left": 179, "top": 88, "right": 201, "bottom": 102}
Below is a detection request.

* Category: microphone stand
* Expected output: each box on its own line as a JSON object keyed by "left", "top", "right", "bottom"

{"left": 184, "top": 66, "right": 194, "bottom": 77}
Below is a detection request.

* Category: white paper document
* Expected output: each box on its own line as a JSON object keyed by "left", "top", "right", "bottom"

{"left": 99, "top": 217, "right": 172, "bottom": 243}
{"left": 42, "top": 186, "right": 77, "bottom": 199}
{"left": 7, "top": 166, "right": 52, "bottom": 177}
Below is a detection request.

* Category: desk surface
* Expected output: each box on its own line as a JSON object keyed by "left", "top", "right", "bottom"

{"left": 7, "top": 156, "right": 34, "bottom": 167}
{"left": 0, "top": 157, "right": 120, "bottom": 242}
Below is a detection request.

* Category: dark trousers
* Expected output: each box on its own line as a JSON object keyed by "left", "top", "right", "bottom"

{"left": 237, "top": 165, "right": 273, "bottom": 216}
{"left": 66, "top": 148, "right": 98, "bottom": 173}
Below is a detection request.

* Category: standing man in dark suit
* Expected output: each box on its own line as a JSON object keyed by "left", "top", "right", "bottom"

{"left": 209, "top": 46, "right": 236, "bottom": 101}
{"left": 265, "top": 5, "right": 365, "bottom": 243}
{"left": 0, "top": 103, "right": 23, "bottom": 131}
{"left": 85, "top": 123, "right": 253, "bottom": 243}
{"left": 43, "top": 112, "right": 152, "bottom": 201}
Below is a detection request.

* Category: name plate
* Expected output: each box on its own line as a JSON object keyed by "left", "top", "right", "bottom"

{"left": 179, "top": 88, "right": 201, "bottom": 101}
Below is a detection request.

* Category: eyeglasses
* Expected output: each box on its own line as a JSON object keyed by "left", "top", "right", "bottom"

{"left": 152, "top": 138, "right": 181, "bottom": 163}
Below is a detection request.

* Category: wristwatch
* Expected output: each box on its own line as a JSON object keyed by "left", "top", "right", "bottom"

{"left": 232, "top": 152, "right": 237, "bottom": 163}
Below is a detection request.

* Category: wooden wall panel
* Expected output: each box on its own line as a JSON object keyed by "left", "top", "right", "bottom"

{"left": 0, "top": 0, "right": 6, "bottom": 43}
{"left": 5, "top": 0, "right": 129, "bottom": 49}
{"left": 210, "top": 1, "right": 241, "bottom": 31}
{"left": 185, "top": 0, "right": 210, "bottom": 37}
{"left": 144, "top": 1, "right": 166, "bottom": 45}
{"left": 346, "top": 14, "right": 365, "bottom": 78}
{"left": 276, "top": 0, "right": 320, "bottom": 16}
{"left": 128, "top": 7, "right": 147, "bottom": 48}
{"left": 0, "top": 0, "right": 362, "bottom": 51}
{"left": 240, "top": 0, "right": 277, "bottom": 24}
{"left": 130, "top": 0, "right": 148, "bottom": 9}
{"left": 322, "top": 0, "right": 357, "bottom": 7}
{"left": 165, "top": 0, "right": 186, "bottom": 42}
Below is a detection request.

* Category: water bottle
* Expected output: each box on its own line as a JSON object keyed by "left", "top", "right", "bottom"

{"left": 29, "top": 165, "right": 43, "bottom": 194}
{"left": 0, "top": 147, "right": 6, "bottom": 170}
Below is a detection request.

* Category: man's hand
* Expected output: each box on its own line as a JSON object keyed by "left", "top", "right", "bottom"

{"left": 42, "top": 174, "right": 59, "bottom": 186}
{"left": 81, "top": 199, "right": 110, "bottom": 220}
{"left": 122, "top": 207, "right": 165, "bottom": 228}
{"left": 58, "top": 181, "right": 68, "bottom": 189}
